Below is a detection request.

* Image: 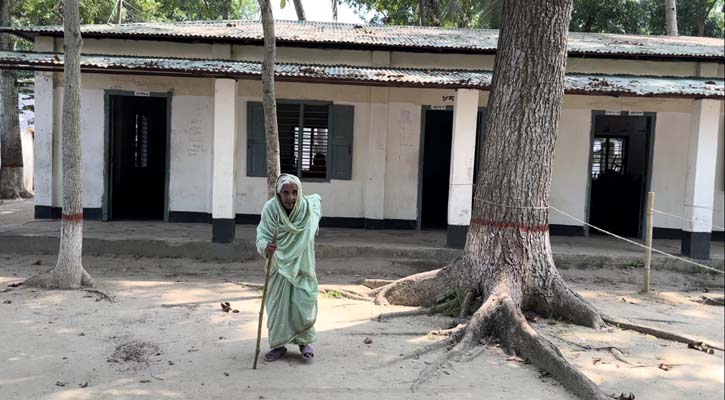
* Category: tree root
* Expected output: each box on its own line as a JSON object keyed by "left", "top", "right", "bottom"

{"left": 240, "top": 282, "right": 371, "bottom": 302}
{"left": 361, "top": 279, "right": 394, "bottom": 289}
{"left": 319, "top": 288, "right": 372, "bottom": 302}
{"left": 82, "top": 288, "right": 114, "bottom": 302}
{"left": 495, "top": 296, "right": 610, "bottom": 400}
{"left": 551, "top": 335, "right": 643, "bottom": 367}
{"left": 458, "top": 290, "right": 475, "bottom": 319}
{"left": 603, "top": 316, "right": 724, "bottom": 352}
{"left": 380, "top": 324, "right": 467, "bottom": 367}
{"left": 429, "top": 323, "right": 467, "bottom": 337}
{"left": 372, "top": 258, "right": 467, "bottom": 307}
{"left": 373, "top": 300, "right": 457, "bottom": 321}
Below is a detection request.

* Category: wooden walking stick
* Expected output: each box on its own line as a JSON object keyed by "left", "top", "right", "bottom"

{"left": 253, "top": 229, "right": 278, "bottom": 369}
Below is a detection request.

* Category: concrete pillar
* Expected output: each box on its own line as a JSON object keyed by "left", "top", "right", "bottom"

{"left": 363, "top": 86, "right": 389, "bottom": 228}
{"left": 33, "top": 71, "right": 56, "bottom": 218}
{"left": 682, "top": 99, "right": 720, "bottom": 259}
{"left": 211, "top": 79, "right": 238, "bottom": 243}
{"left": 447, "top": 89, "right": 479, "bottom": 248}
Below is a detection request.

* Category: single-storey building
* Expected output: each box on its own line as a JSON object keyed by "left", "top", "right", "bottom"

{"left": 0, "top": 20, "right": 723, "bottom": 258}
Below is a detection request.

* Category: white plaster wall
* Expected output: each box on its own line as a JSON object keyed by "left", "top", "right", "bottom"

{"left": 383, "top": 101, "right": 421, "bottom": 221}
{"left": 79, "top": 88, "right": 105, "bottom": 207}
{"left": 234, "top": 81, "right": 370, "bottom": 218}
{"left": 21, "top": 128, "right": 34, "bottom": 192}
{"left": 169, "top": 95, "right": 213, "bottom": 213}
{"left": 50, "top": 74, "right": 216, "bottom": 212}
{"left": 550, "top": 109, "right": 592, "bottom": 226}
{"left": 650, "top": 112, "right": 690, "bottom": 230}
{"left": 33, "top": 72, "right": 54, "bottom": 207}
{"left": 39, "top": 68, "right": 722, "bottom": 230}
{"left": 712, "top": 110, "right": 724, "bottom": 232}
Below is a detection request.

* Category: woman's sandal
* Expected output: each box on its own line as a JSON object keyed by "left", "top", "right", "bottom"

{"left": 299, "top": 345, "right": 314, "bottom": 360}
{"left": 264, "top": 347, "right": 287, "bottom": 362}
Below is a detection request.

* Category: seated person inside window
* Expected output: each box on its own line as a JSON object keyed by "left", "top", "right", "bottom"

{"left": 308, "top": 153, "right": 327, "bottom": 177}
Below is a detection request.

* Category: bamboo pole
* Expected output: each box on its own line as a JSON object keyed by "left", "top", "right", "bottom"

{"left": 253, "top": 229, "right": 278, "bottom": 369}
{"left": 643, "top": 192, "right": 654, "bottom": 293}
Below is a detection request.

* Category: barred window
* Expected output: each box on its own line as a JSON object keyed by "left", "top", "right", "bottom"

{"left": 278, "top": 103, "right": 329, "bottom": 179}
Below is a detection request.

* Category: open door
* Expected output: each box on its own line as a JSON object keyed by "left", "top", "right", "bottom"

{"left": 108, "top": 95, "right": 168, "bottom": 220}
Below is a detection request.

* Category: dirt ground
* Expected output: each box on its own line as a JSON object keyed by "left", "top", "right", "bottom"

{"left": 0, "top": 253, "right": 723, "bottom": 400}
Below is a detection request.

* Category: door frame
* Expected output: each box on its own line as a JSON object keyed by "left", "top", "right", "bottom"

{"left": 585, "top": 110, "right": 657, "bottom": 239}
{"left": 417, "top": 105, "right": 454, "bottom": 230}
{"left": 103, "top": 90, "right": 172, "bottom": 222}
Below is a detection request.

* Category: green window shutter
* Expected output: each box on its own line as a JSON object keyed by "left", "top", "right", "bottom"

{"left": 331, "top": 104, "right": 354, "bottom": 180}
{"left": 247, "top": 102, "right": 266, "bottom": 177}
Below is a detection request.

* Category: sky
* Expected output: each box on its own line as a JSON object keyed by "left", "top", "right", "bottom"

{"left": 271, "top": 0, "right": 370, "bottom": 24}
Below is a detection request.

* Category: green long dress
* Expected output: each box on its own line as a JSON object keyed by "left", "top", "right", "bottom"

{"left": 256, "top": 176, "right": 321, "bottom": 348}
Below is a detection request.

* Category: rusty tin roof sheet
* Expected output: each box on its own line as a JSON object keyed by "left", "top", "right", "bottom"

{"left": 2, "top": 20, "right": 724, "bottom": 60}
{"left": 0, "top": 51, "right": 722, "bottom": 99}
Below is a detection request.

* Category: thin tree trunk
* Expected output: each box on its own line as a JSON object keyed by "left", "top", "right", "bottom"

{"left": 115, "top": 0, "right": 123, "bottom": 24}
{"left": 331, "top": 0, "right": 338, "bottom": 21}
{"left": 222, "top": 0, "right": 231, "bottom": 19}
{"left": 24, "top": 0, "right": 94, "bottom": 289}
{"left": 292, "top": 0, "right": 306, "bottom": 21}
{"left": 258, "top": 0, "right": 281, "bottom": 198}
{"left": 0, "top": 0, "right": 30, "bottom": 199}
{"left": 665, "top": 0, "right": 678, "bottom": 36}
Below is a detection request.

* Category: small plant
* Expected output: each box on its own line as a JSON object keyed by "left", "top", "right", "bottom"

{"left": 323, "top": 290, "right": 343, "bottom": 299}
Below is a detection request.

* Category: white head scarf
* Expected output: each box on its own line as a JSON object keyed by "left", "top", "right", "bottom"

{"left": 276, "top": 174, "right": 298, "bottom": 194}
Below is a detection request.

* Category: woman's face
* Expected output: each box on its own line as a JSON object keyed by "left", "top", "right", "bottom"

{"left": 279, "top": 183, "right": 298, "bottom": 211}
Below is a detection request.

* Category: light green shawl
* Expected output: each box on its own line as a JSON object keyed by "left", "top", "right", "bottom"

{"left": 256, "top": 175, "right": 321, "bottom": 293}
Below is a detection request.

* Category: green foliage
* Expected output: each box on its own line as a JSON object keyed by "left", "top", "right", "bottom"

{"left": 12, "top": 0, "right": 259, "bottom": 25}
{"left": 343, "top": 0, "right": 724, "bottom": 37}
{"left": 323, "top": 289, "right": 343, "bottom": 299}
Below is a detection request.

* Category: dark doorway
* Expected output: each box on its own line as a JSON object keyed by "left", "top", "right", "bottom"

{"left": 421, "top": 109, "right": 454, "bottom": 229}
{"left": 589, "top": 114, "right": 652, "bottom": 238}
{"left": 108, "top": 95, "right": 168, "bottom": 220}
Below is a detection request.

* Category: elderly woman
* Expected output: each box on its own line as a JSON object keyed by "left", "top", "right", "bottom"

{"left": 256, "top": 174, "right": 321, "bottom": 362}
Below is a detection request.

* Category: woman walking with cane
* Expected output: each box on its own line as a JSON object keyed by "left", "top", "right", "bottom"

{"left": 256, "top": 174, "right": 321, "bottom": 362}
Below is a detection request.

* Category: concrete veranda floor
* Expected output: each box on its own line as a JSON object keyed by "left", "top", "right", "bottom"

{"left": 0, "top": 199, "right": 722, "bottom": 272}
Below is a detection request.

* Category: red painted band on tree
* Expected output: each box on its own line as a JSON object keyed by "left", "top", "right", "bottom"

{"left": 61, "top": 213, "right": 84, "bottom": 221}
{"left": 470, "top": 219, "right": 549, "bottom": 233}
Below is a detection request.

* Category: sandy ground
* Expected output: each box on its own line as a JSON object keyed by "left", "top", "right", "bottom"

{"left": 0, "top": 253, "right": 723, "bottom": 400}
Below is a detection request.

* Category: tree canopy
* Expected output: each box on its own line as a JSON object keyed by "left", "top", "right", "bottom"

{"left": 343, "top": 0, "right": 725, "bottom": 37}
{"left": 12, "top": 0, "right": 258, "bottom": 25}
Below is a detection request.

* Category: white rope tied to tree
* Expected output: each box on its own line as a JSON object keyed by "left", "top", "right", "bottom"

{"left": 471, "top": 196, "right": 723, "bottom": 274}
{"left": 548, "top": 205, "right": 724, "bottom": 275}
{"left": 653, "top": 209, "right": 725, "bottom": 231}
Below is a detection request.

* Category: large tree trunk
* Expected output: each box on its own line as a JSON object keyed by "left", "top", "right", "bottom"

{"left": 374, "top": 1, "right": 608, "bottom": 398}
{"left": 258, "top": 0, "right": 281, "bottom": 198}
{"left": 292, "top": 0, "right": 306, "bottom": 21}
{"left": 0, "top": 0, "right": 31, "bottom": 199}
{"left": 24, "top": 0, "right": 94, "bottom": 289}
{"left": 665, "top": 0, "right": 678, "bottom": 35}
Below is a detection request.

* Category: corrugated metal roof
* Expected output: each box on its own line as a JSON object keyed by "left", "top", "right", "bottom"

{"left": 0, "top": 51, "right": 722, "bottom": 99}
{"left": 2, "top": 20, "right": 723, "bottom": 60}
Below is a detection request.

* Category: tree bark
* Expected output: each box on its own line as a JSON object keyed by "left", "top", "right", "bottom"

{"left": 24, "top": 0, "right": 94, "bottom": 289}
{"left": 419, "top": 0, "right": 441, "bottom": 26}
{"left": 0, "top": 0, "right": 31, "bottom": 199}
{"left": 258, "top": 0, "right": 281, "bottom": 198}
{"left": 374, "top": 1, "right": 608, "bottom": 398}
{"left": 665, "top": 0, "right": 678, "bottom": 36}
{"left": 115, "top": 0, "right": 123, "bottom": 24}
{"left": 292, "top": 0, "right": 306, "bottom": 21}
